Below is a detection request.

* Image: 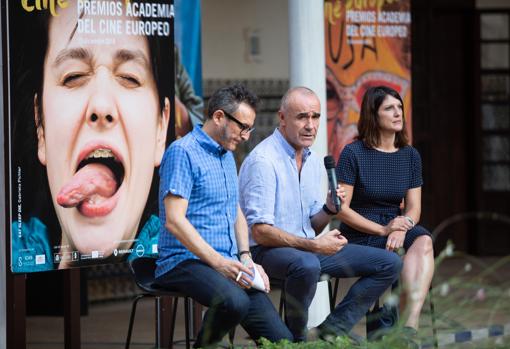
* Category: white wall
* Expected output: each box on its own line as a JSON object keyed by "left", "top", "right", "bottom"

{"left": 201, "top": 0, "right": 289, "bottom": 80}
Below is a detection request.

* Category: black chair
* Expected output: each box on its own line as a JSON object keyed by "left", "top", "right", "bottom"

{"left": 125, "top": 257, "right": 193, "bottom": 349}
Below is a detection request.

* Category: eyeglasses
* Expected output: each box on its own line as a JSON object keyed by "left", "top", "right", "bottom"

{"left": 221, "top": 109, "right": 255, "bottom": 135}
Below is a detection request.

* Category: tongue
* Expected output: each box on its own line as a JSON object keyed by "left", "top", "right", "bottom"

{"left": 57, "top": 163, "right": 118, "bottom": 209}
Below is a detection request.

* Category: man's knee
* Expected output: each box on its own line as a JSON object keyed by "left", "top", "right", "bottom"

{"left": 213, "top": 292, "right": 251, "bottom": 320}
{"left": 288, "top": 255, "right": 321, "bottom": 281}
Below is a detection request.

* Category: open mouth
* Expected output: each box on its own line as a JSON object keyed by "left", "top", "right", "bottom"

{"left": 77, "top": 149, "right": 125, "bottom": 189}
{"left": 56, "top": 147, "right": 125, "bottom": 217}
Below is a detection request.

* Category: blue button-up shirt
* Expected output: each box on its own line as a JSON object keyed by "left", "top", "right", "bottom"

{"left": 239, "top": 129, "right": 324, "bottom": 246}
{"left": 156, "top": 125, "right": 239, "bottom": 277}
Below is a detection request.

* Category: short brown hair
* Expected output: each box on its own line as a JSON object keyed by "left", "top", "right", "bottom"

{"left": 357, "top": 86, "right": 409, "bottom": 148}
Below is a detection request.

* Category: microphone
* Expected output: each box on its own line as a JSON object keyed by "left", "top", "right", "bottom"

{"left": 324, "top": 155, "right": 341, "bottom": 212}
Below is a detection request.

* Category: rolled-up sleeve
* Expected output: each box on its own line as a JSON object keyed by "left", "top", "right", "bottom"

{"left": 159, "top": 144, "right": 193, "bottom": 201}
{"left": 239, "top": 157, "right": 276, "bottom": 228}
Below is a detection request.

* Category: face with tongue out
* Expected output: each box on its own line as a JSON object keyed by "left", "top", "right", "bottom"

{"left": 34, "top": 3, "right": 169, "bottom": 266}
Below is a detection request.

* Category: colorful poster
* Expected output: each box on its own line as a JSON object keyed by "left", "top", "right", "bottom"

{"left": 324, "top": 0, "right": 412, "bottom": 161}
{"left": 9, "top": 0, "right": 174, "bottom": 272}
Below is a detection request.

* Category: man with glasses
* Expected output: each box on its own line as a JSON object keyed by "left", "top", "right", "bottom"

{"left": 155, "top": 84, "right": 293, "bottom": 348}
{"left": 239, "top": 86, "right": 402, "bottom": 342}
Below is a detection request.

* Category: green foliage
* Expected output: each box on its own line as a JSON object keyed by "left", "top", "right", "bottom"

{"left": 234, "top": 240, "right": 510, "bottom": 349}
{"left": 258, "top": 336, "right": 358, "bottom": 349}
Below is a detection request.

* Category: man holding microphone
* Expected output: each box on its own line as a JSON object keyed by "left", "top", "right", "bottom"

{"left": 239, "top": 86, "right": 402, "bottom": 341}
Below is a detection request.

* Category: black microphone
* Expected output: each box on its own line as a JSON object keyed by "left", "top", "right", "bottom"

{"left": 324, "top": 155, "right": 341, "bottom": 212}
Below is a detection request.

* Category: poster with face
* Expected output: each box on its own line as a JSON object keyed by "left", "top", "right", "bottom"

{"left": 324, "top": 0, "right": 412, "bottom": 161}
{"left": 9, "top": 0, "right": 174, "bottom": 272}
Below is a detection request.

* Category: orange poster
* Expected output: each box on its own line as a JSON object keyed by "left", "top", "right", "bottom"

{"left": 325, "top": 0, "right": 412, "bottom": 161}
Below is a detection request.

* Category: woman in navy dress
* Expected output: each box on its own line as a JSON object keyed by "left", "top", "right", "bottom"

{"left": 335, "top": 86, "right": 434, "bottom": 334}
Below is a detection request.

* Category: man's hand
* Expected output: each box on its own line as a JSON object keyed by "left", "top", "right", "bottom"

{"left": 313, "top": 229, "right": 348, "bottom": 255}
{"left": 325, "top": 184, "right": 346, "bottom": 213}
{"left": 241, "top": 254, "right": 270, "bottom": 292}
{"left": 212, "top": 257, "right": 254, "bottom": 289}
{"left": 383, "top": 216, "right": 413, "bottom": 236}
{"left": 386, "top": 230, "right": 406, "bottom": 251}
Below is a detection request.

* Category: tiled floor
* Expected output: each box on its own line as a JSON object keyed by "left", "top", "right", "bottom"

{"left": 25, "top": 255, "right": 510, "bottom": 348}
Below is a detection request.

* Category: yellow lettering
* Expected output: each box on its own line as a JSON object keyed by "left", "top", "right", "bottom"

{"left": 325, "top": 0, "right": 342, "bottom": 25}
{"left": 21, "top": 0, "right": 34, "bottom": 12}
{"left": 333, "top": 0, "right": 341, "bottom": 19}
{"left": 58, "top": 0, "right": 68, "bottom": 9}
{"left": 343, "top": 0, "right": 401, "bottom": 11}
{"left": 48, "top": 0, "right": 58, "bottom": 16}
{"left": 20, "top": 0, "right": 69, "bottom": 16}
{"left": 325, "top": 2, "right": 333, "bottom": 23}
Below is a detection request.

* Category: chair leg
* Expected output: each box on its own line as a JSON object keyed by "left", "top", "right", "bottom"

{"left": 168, "top": 297, "right": 179, "bottom": 348}
{"left": 184, "top": 297, "right": 191, "bottom": 349}
{"left": 328, "top": 279, "right": 334, "bottom": 312}
{"left": 228, "top": 327, "right": 236, "bottom": 347}
{"left": 279, "top": 283, "right": 286, "bottom": 319}
{"left": 332, "top": 278, "right": 340, "bottom": 308}
{"left": 125, "top": 294, "right": 146, "bottom": 349}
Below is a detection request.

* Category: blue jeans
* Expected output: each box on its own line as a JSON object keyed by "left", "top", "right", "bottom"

{"left": 154, "top": 259, "right": 293, "bottom": 348}
{"left": 251, "top": 244, "right": 402, "bottom": 341}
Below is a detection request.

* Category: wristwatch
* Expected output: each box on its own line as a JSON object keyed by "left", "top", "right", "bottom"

{"left": 404, "top": 215, "right": 415, "bottom": 227}
{"left": 239, "top": 250, "right": 252, "bottom": 259}
{"left": 322, "top": 204, "right": 336, "bottom": 215}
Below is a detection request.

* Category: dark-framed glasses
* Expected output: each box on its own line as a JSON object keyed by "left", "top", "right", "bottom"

{"left": 221, "top": 109, "right": 255, "bottom": 135}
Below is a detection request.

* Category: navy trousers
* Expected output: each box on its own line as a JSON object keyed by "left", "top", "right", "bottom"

{"left": 155, "top": 259, "right": 293, "bottom": 348}
{"left": 251, "top": 243, "right": 402, "bottom": 341}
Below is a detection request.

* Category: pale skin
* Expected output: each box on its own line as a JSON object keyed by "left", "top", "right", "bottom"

{"left": 336, "top": 94, "right": 434, "bottom": 330}
{"left": 164, "top": 103, "right": 270, "bottom": 291}
{"left": 36, "top": 2, "right": 170, "bottom": 267}
{"left": 252, "top": 88, "right": 348, "bottom": 255}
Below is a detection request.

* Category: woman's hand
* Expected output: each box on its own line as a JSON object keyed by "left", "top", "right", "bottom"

{"left": 386, "top": 230, "right": 406, "bottom": 251}
{"left": 383, "top": 216, "right": 413, "bottom": 235}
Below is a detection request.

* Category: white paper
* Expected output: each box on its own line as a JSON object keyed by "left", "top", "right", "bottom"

{"left": 251, "top": 265, "right": 266, "bottom": 292}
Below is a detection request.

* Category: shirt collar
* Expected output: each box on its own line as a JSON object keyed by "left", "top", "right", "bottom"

{"left": 273, "top": 128, "right": 311, "bottom": 161}
{"left": 192, "top": 125, "right": 227, "bottom": 156}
